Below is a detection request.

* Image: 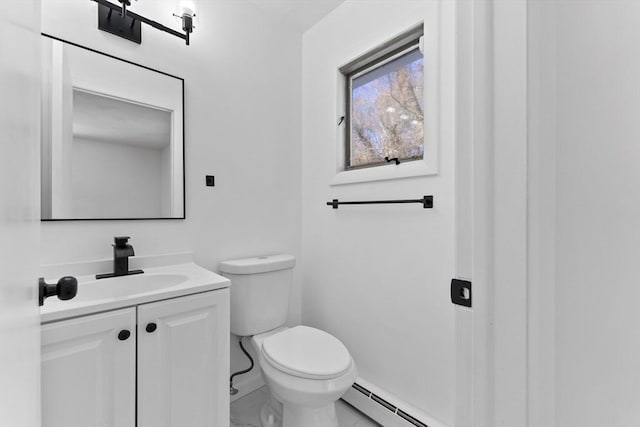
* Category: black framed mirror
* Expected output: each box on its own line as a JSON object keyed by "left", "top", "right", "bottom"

{"left": 40, "top": 34, "right": 185, "bottom": 220}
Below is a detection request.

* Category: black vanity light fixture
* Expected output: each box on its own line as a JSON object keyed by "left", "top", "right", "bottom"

{"left": 92, "top": 0, "right": 196, "bottom": 46}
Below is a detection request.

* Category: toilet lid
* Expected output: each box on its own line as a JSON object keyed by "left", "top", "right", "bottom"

{"left": 261, "top": 326, "right": 352, "bottom": 380}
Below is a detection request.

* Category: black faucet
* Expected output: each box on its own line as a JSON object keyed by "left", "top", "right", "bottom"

{"left": 96, "top": 236, "right": 144, "bottom": 279}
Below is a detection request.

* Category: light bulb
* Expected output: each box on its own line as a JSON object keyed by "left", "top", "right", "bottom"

{"left": 180, "top": 0, "right": 196, "bottom": 17}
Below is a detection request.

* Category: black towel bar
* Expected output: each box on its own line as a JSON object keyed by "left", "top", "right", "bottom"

{"left": 326, "top": 196, "right": 433, "bottom": 209}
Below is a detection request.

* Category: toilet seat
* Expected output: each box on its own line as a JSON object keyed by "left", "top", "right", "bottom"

{"left": 261, "top": 326, "right": 352, "bottom": 380}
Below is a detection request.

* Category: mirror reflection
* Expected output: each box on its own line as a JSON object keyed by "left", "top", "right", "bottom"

{"left": 40, "top": 36, "right": 184, "bottom": 220}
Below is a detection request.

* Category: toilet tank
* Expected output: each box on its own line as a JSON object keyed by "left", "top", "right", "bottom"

{"left": 219, "top": 254, "right": 296, "bottom": 337}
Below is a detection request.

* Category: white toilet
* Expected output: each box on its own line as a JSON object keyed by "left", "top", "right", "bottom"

{"left": 219, "top": 254, "right": 357, "bottom": 427}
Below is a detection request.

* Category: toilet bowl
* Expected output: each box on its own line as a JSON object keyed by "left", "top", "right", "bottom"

{"left": 252, "top": 326, "right": 358, "bottom": 427}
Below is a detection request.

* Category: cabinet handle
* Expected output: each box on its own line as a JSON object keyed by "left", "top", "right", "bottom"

{"left": 118, "top": 330, "right": 131, "bottom": 341}
{"left": 146, "top": 323, "right": 157, "bottom": 333}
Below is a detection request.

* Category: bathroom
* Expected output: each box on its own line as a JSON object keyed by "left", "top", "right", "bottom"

{"left": 1, "top": 1, "right": 640, "bottom": 427}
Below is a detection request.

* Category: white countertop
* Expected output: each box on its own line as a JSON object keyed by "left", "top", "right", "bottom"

{"left": 41, "top": 262, "right": 229, "bottom": 323}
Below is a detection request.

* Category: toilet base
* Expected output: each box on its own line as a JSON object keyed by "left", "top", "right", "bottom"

{"left": 260, "top": 394, "right": 283, "bottom": 427}
{"left": 257, "top": 394, "right": 339, "bottom": 427}
{"left": 281, "top": 402, "right": 339, "bottom": 427}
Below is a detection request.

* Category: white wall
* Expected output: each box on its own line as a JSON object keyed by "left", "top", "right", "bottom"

{"left": 301, "top": 1, "right": 456, "bottom": 424}
{"left": 41, "top": 0, "right": 302, "bottom": 388}
{"left": 71, "top": 138, "right": 163, "bottom": 218}
{"left": 528, "top": 1, "right": 640, "bottom": 426}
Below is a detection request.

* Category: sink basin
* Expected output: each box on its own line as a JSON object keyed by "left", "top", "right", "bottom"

{"left": 40, "top": 261, "right": 230, "bottom": 323}
{"left": 74, "top": 273, "right": 189, "bottom": 301}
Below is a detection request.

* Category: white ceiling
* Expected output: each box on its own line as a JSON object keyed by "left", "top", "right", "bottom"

{"left": 246, "top": 0, "right": 345, "bottom": 33}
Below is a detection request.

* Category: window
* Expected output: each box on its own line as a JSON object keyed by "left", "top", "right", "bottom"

{"left": 342, "top": 28, "right": 424, "bottom": 170}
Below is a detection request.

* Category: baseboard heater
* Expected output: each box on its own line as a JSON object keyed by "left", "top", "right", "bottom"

{"left": 351, "top": 382, "right": 430, "bottom": 427}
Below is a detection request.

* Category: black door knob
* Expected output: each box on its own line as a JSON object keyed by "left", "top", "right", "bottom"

{"left": 146, "top": 323, "right": 157, "bottom": 333}
{"left": 118, "top": 330, "right": 131, "bottom": 341}
{"left": 38, "top": 276, "right": 78, "bottom": 306}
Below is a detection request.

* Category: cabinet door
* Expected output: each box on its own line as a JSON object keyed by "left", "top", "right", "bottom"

{"left": 138, "top": 290, "right": 230, "bottom": 427}
{"left": 41, "top": 308, "right": 136, "bottom": 427}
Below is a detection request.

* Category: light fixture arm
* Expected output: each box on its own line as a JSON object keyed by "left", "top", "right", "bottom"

{"left": 91, "top": 0, "right": 193, "bottom": 45}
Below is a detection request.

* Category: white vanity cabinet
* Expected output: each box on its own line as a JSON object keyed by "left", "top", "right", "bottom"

{"left": 42, "top": 289, "right": 230, "bottom": 427}
{"left": 137, "top": 291, "right": 229, "bottom": 427}
{"left": 41, "top": 308, "right": 136, "bottom": 427}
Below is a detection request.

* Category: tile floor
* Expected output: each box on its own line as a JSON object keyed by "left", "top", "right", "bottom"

{"left": 231, "top": 386, "right": 380, "bottom": 427}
